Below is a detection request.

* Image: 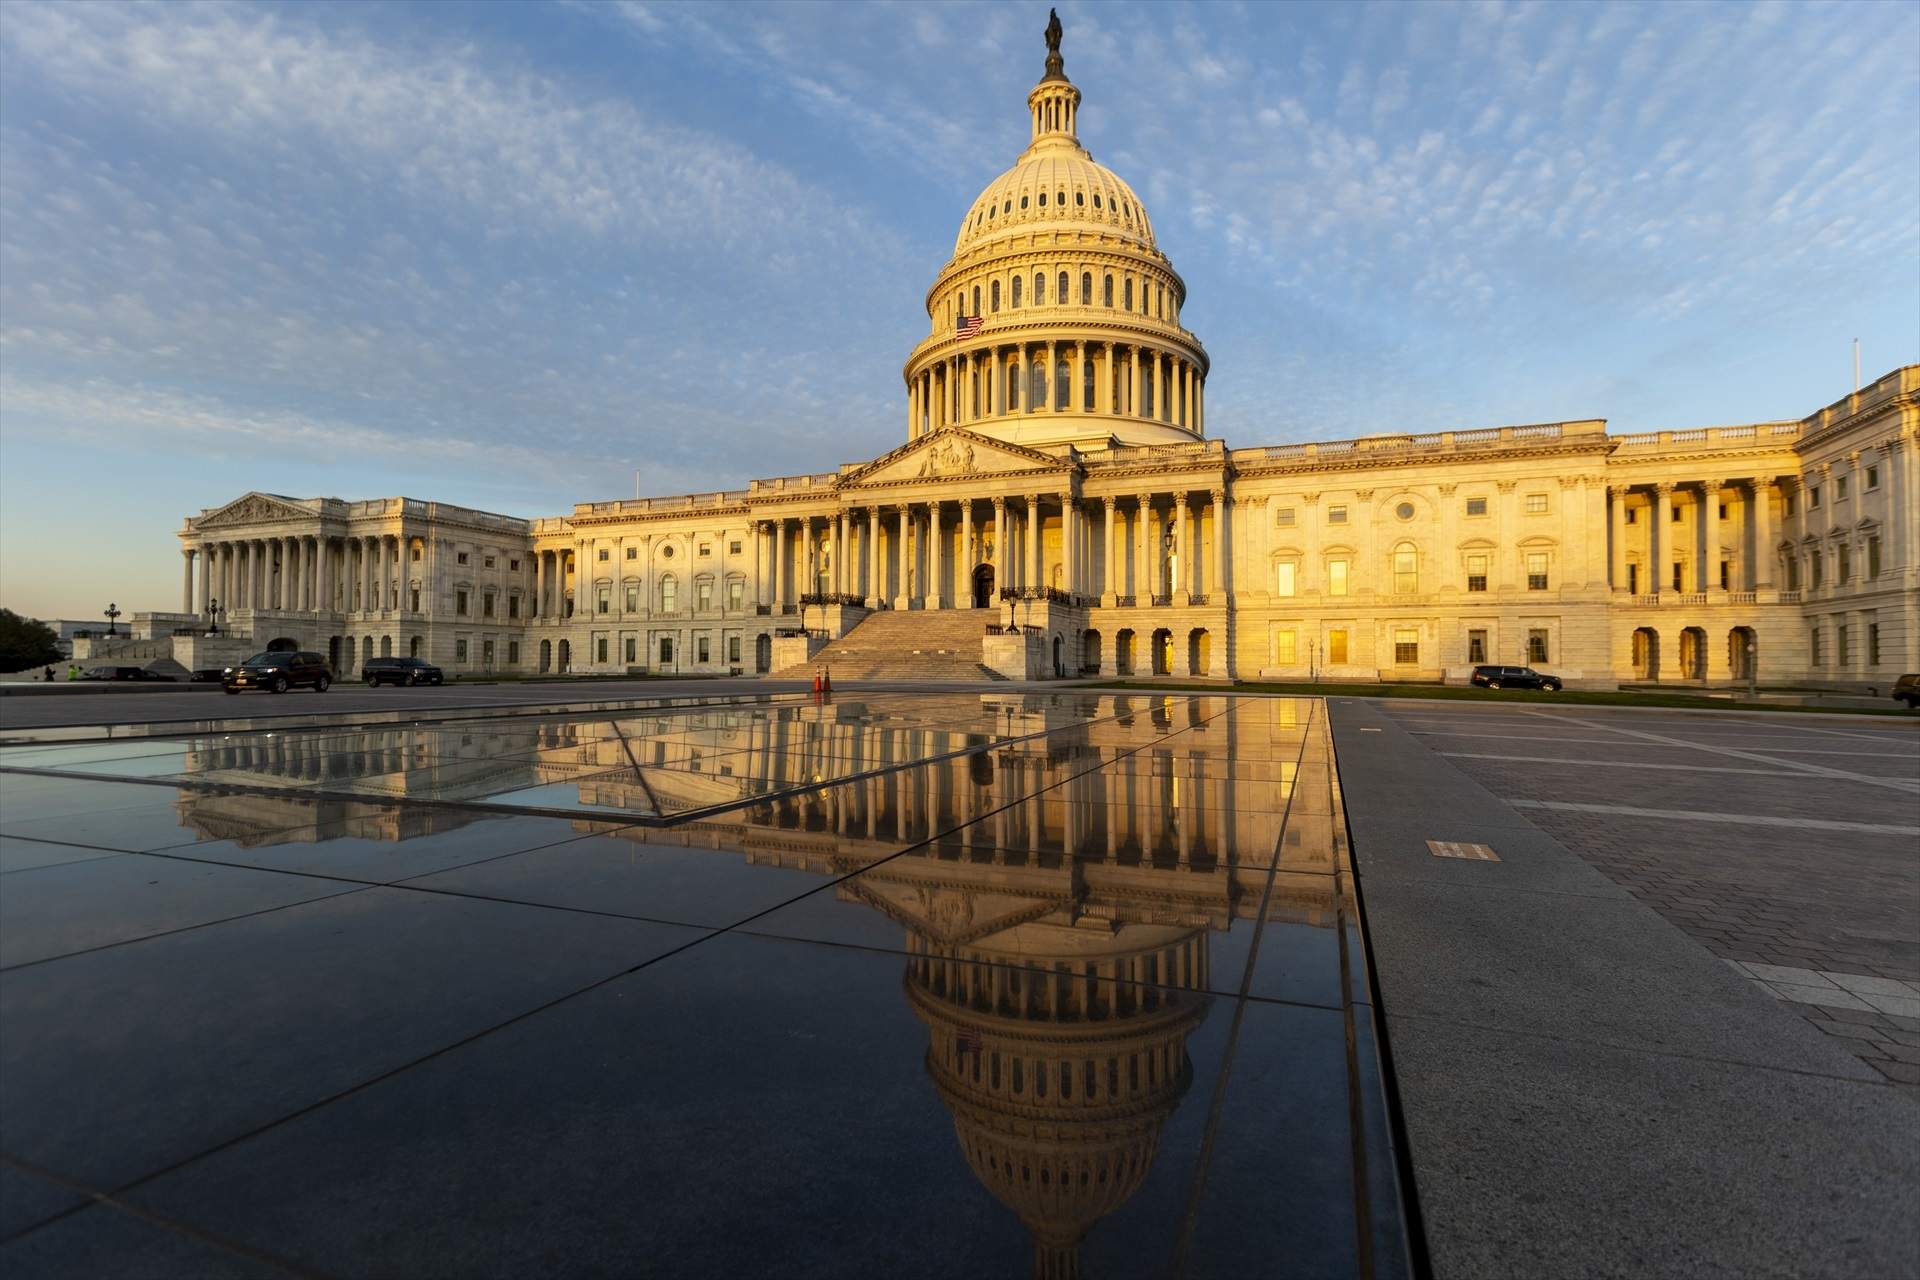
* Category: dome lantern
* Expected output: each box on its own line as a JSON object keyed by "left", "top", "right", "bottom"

{"left": 1028, "top": 9, "right": 1081, "bottom": 145}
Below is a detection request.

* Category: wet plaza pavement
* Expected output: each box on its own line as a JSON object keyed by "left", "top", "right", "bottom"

{"left": 0, "top": 691, "right": 1408, "bottom": 1278}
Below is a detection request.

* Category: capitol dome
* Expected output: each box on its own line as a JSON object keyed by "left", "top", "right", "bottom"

{"left": 903, "top": 12, "right": 1208, "bottom": 452}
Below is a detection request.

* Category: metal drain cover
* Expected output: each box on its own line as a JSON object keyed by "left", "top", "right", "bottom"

{"left": 1427, "top": 840, "right": 1500, "bottom": 861}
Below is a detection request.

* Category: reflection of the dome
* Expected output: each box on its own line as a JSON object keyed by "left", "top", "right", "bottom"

{"left": 150, "top": 694, "right": 1337, "bottom": 1274}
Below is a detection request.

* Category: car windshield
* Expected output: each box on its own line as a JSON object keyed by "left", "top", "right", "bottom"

{"left": 241, "top": 653, "right": 284, "bottom": 667}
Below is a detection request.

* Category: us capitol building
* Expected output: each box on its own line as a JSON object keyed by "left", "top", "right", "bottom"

{"left": 142, "top": 21, "right": 1916, "bottom": 689}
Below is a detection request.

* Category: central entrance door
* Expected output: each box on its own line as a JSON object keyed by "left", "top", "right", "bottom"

{"left": 972, "top": 564, "right": 995, "bottom": 609}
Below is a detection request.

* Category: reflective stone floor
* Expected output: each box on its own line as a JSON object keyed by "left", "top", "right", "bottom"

{"left": 0, "top": 691, "right": 1408, "bottom": 1278}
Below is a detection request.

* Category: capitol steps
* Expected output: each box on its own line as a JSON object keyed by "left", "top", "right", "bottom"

{"left": 774, "top": 609, "right": 1009, "bottom": 682}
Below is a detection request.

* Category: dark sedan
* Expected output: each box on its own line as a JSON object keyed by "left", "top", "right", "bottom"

{"left": 361, "top": 657, "right": 445, "bottom": 687}
{"left": 81, "top": 666, "right": 174, "bottom": 682}
{"left": 1469, "top": 664, "right": 1562, "bottom": 692}
{"left": 222, "top": 651, "right": 334, "bottom": 694}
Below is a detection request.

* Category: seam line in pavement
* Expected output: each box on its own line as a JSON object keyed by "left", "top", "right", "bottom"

{"left": 1439, "top": 753, "right": 1801, "bottom": 776}
{"left": 1508, "top": 798, "right": 1920, "bottom": 835}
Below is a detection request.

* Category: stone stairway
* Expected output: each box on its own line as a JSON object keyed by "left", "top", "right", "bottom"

{"left": 774, "top": 608, "right": 1008, "bottom": 681}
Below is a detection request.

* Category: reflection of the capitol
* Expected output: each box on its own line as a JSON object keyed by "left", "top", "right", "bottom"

{"left": 166, "top": 695, "right": 1337, "bottom": 1275}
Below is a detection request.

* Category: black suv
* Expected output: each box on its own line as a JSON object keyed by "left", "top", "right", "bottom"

{"left": 1894, "top": 674, "right": 1920, "bottom": 709}
{"left": 362, "top": 657, "right": 444, "bottom": 687}
{"left": 223, "top": 651, "right": 333, "bottom": 694}
{"left": 1470, "top": 665, "right": 1562, "bottom": 692}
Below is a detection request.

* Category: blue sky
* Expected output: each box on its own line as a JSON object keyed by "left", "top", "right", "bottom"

{"left": 2, "top": 0, "right": 1915, "bottom": 620}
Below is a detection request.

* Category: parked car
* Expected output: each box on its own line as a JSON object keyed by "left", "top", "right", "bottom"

{"left": 188, "top": 668, "right": 226, "bottom": 683}
{"left": 1894, "top": 673, "right": 1920, "bottom": 709}
{"left": 81, "top": 666, "right": 174, "bottom": 682}
{"left": 1470, "top": 664, "right": 1563, "bottom": 692}
{"left": 361, "top": 657, "right": 445, "bottom": 687}
{"left": 222, "top": 651, "right": 333, "bottom": 694}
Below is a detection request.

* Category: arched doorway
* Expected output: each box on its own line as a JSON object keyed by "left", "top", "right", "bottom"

{"left": 1729, "top": 627, "right": 1756, "bottom": 681}
{"left": 265, "top": 636, "right": 297, "bottom": 652}
{"left": 557, "top": 639, "right": 570, "bottom": 673}
{"left": 380, "top": 635, "right": 392, "bottom": 658}
{"left": 972, "top": 564, "right": 994, "bottom": 609}
{"left": 539, "top": 639, "right": 552, "bottom": 673}
{"left": 1151, "top": 628, "right": 1173, "bottom": 675}
{"left": 1189, "top": 628, "right": 1211, "bottom": 677}
{"left": 1679, "top": 627, "right": 1707, "bottom": 681}
{"left": 755, "top": 634, "right": 772, "bottom": 673}
{"left": 361, "top": 636, "right": 374, "bottom": 667}
{"left": 1082, "top": 629, "right": 1102, "bottom": 675}
{"left": 409, "top": 636, "right": 422, "bottom": 658}
{"left": 1632, "top": 627, "right": 1660, "bottom": 681}
{"left": 1051, "top": 633, "right": 1064, "bottom": 678}
{"left": 327, "top": 636, "right": 342, "bottom": 669}
{"left": 1115, "top": 628, "right": 1135, "bottom": 676}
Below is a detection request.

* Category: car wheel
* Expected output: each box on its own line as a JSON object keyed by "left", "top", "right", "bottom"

{"left": 315, "top": 675, "right": 330, "bottom": 693}
{"left": 1487, "top": 680, "right": 1501, "bottom": 689}
{"left": 1544, "top": 681, "right": 1561, "bottom": 692}
{"left": 223, "top": 687, "right": 238, "bottom": 696}
{"left": 404, "top": 673, "right": 417, "bottom": 687}
{"left": 271, "top": 676, "right": 289, "bottom": 694}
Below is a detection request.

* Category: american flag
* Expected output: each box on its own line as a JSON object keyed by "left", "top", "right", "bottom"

{"left": 955, "top": 314, "right": 984, "bottom": 338}
{"left": 956, "top": 1027, "right": 983, "bottom": 1055}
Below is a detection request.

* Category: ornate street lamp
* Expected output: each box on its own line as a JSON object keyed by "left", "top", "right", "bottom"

{"left": 103, "top": 602, "right": 121, "bottom": 638}
{"left": 206, "top": 598, "right": 221, "bottom": 637}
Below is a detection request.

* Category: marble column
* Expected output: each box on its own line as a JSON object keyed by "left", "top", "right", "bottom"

{"left": 1025, "top": 494, "right": 1042, "bottom": 589}
{"left": 1702, "top": 481, "right": 1722, "bottom": 592}
{"left": 992, "top": 498, "right": 1007, "bottom": 597}
{"left": 867, "top": 508, "right": 882, "bottom": 606}
{"left": 1100, "top": 498, "right": 1116, "bottom": 605}
{"left": 181, "top": 550, "right": 195, "bottom": 613}
{"left": 1653, "top": 483, "right": 1674, "bottom": 594}
{"left": 1752, "top": 479, "right": 1775, "bottom": 589}
{"left": 1134, "top": 495, "right": 1151, "bottom": 600}
{"left": 198, "top": 544, "right": 214, "bottom": 615}
{"left": 930, "top": 503, "right": 945, "bottom": 607}
{"left": 895, "top": 507, "right": 910, "bottom": 608}
{"left": 1209, "top": 489, "right": 1225, "bottom": 596}
{"left": 1610, "top": 486, "right": 1630, "bottom": 591}
{"left": 773, "top": 520, "right": 787, "bottom": 612}
{"left": 961, "top": 500, "right": 976, "bottom": 606}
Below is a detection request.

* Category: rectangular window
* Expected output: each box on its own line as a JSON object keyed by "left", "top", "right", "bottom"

{"left": 1327, "top": 505, "right": 1348, "bottom": 525}
{"left": 1671, "top": 563, "right": 1684, "bottom": 591}
{"left": 1275, "top": 628, "right": 1297, "bottom": 664}
{"left": 483, "top": 556, "right": 495, "bottom": 569}
{"left": 698, "top": 544, "right": 712, "bottom": 558}
{"left": 410, "top": 588, "right": 420, "bottom": 611}
{"left": 1838, "top": 545, "right": 1851, "bottom": 582}
{"left": 597, "top": 637, "right": 608, "bottom": 663}
{"left": 1467, "top": 629, "right": 1487, "bottom": 664}
{"left": 1837, "top": 625, "right": 1849, "bottom": 665}
{"left": 625, "top": 547, "right": 637, "bottom": 560}
{"left": 598, "top": 548, "right": 610, "bottom": 562}
{"left": 1525, "top": 493, "right": 1548, "bottom": 514}
{"left": 456, "top": 590, "right": 468, "bottom": 616}
{"left": 1527, "top": 553, "right": 1549, "bottom": 591}
{"left": 1277, "top": 508, "right": 1296, "bottom": 527}
{"left": 1393, "top": 628, "right": 1419, "bottom": 666}
{"left": 697, "top": 581, "right": 713, "bottom": 611}
{"left": 1809, "top": 486, "right": 1821, "bottom": 508}
{"left": 1275, "top": 563, "right": 1296, "bottom": 597}
{"left": 1811, "top": 553, "right": 1824, "bottom": 588}
{"left": 411, "top": 547, "right": 422, "bottom": 562}
{"left": 1869, "top": 536, "right": 1881, "bottom": 579}
{"left": 1528, "top": 629, "right": 1549, "bottom": 663}
{"left": 625, "top": 637, "right": 637, "bottom": 663}
{"left": 728, "top": 634, "right": 742, "bottom": 663}
{"left": 1670, "top": 506, "right": 1683, "bottom": 523}
{"left": 456, "top": 552, "right": 469, "bottom": 565}
{"left": 482, "top": 638, "right": 494, "bottom": 667}
{"left": 1718, "top": 503, "right": 1729, "bottom": 520}
{"left": 1836, "top": 477, "right": 1849, "bottom": 500}
{"left": 597, "top": 586, "right": 611, "bottom": 614}
{"left": 1393, "top": 548, "right": 1417, "bottom": 594}
{"left": 1785, "top": 492, "right": 1796, "bottom": 516}
{"left": 1328, "top": 629, "right": 1349, "bottom": 665}
{"left": 1810, "top": 627, "right": 1822, "bottom": 665}
{"left": 482, "top": 592, "right": 495, "bottom": 618}
{"left": 625, "top": 585, "right": 639, "bottom": 612}
{"left": 728, "top": 580, "right": 745, "bottom": 610}
{"left": 659, "top": 637, "right": 674, "bottom": 664}
{"left": 1328, "top": 560, "right": 1349, "bottom": 596}
{"left": 1466, "top": 555, "right": 1488, "bottom": 592}
{"left": 1466, "top": 497, "right": 1488, "bottom": 517}
{"left": 1866, "top": 466, "right": 1879, "bottom": 490}
{"left": 455, "top": 639, "right": 468, "bottom": 663}
{"left": 1868, "top": 623, "right": 1880, "bottom": 666}
{"left": 508, "top": 641, "right": 519, "bottom": 664}
{"left": 697, "top": 635, "right": 711, "bottom": 663}
{"left": 509, "top": 559, "right": 519, "bottom": 571}
{"left": 1626, "top": 508, "right": 1638, "bottom": 524}
{"left": 1719, "top": 561, "right": 1729, "bottom": 590}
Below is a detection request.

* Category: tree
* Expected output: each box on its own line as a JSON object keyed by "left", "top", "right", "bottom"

{"left": 0, "top": 609, "right": 63, "bottom": 673}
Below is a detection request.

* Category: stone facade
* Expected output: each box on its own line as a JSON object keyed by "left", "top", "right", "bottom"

{"left": 167, "top": 29, "right": 1919, "bottom": 691}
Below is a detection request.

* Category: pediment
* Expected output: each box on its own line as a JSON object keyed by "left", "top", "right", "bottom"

{"left": 845, "top": 428, "right": 1069, "bottom": 488}
{"left": 193, "top": 492, "right": 315, "bottom": 529}
{"left": 841, "top": 875, "right": 1068, "bottom": 946}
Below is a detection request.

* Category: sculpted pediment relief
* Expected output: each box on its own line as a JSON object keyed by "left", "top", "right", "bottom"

{"left": 843, "top": 875, "right": 1067, "bottom": 946}
{"left": 194, "top": 492, "right": 314, "bottom": 529}
{"left": 848, "top": 429, "right": 1067, "bottom": 488}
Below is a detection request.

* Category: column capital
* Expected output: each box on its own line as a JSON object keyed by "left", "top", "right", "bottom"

{"left": 1174, "top": 491, "right": 1189, "bottom": 510}
{"left": 1608, "top": 483, "right": 1633, "bottom": 498}
{"left": 1497, "top": 479, "right": 1519, "bottom": 494}
{"left": 1134, "top": 492, "right": 1152, "bottom": 506}
{"left": 1653, "top": 481, "right": 1675, "bottom": 496}
{"left": 1559, "top": 475, "right": 1582, "bottom": 491}
{"left": 1301, "top": 491, "right": 1320, "bottom": 506}
{"left": 1700, "top": 478, "right": 1723, "bottom": 495}
{"left": 1208, "top": 487, "right": 1225, "bottom": 502}
{"left": 991, "top": 495, "right": 1005, "bottom": 511}
{"left": 1436, "top": 483, "right": 1457, "bottom": 497}
{"left": 1353, "top": 487, "right": 1374, "bottom": 502}
{"left": 1101, "top": 494, "right": 1115, "bottom": 511}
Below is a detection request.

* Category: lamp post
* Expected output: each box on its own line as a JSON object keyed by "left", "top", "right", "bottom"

{"left": 1161, "top": 530, "right": 1174, "bottom": 600}
{"left": 206, "top": 598, "right": 221, "bottom": 637}
{"left": 1746, "top": 636, "right": 1757, "bottom": 700}
{"left": 103, "top": 602, "right": 121, "bottom": 638}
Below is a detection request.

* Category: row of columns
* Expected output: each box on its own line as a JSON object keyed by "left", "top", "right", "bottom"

{"left": 910, "top": 341, "right": 1205, "bottom": 437}
{"left": 1607, "top": 479, "right": 1774, "bottom": 595}
{"left": 182, "top": 534, "right": 414, "bottom": 617}
{"left": 753, "top": 491, "right": 1228, "bottom": 611}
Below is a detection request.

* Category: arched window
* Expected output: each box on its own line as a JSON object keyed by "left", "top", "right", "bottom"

{"left": 1142, "top": 360, "right": 1155, "bottom": 418}
{"left": 1083, "top": 353, "right": 1095, "bottom": 409}
{"left": 1031, "top": 362, "right": 1048, "bottom": 409}
{"left": 1093, "top": 193, "right": 1103, "bottom": 209}
{"left": 1038, "top": 191, "right": 1047, "bottom": 207}
{"left": 1103, "top": 274, "right": 1113, "bottom": 307}
{"left": 1003, "top": 199, "right": 1011, "bottom": 214}
{"left": 1020, "top": 194, "right": 1029, "bottom": 209}
{"left": 1393, "top": 544, "right": 1418, "bottom": 594}
{"left": 659, "top": 573, "right": 678, "bottom": 613}
{"left": 1034, "top": 273, "right": 1045, "bottom": 305}
{"left": 1006, "top": 360, "right": 1020, "bottom": 412}
{"left": 1123, "top": 278, "right": 1133, "bottom": 310}
{"left": 1056, "top": 190, "right": 1065, "bottom": 206}
{"left": 990, "top": 280, "right": 1000, "bottom": 312}
{"left": 971, "top": 366, "right": 980, "bottom": 417}
{"left": 1055, "top": 357, "right": 1070, "bottom": 409}
{"left": 1012, "top": 276, "right": 1022, "bottom": 307}
{"left": 1058, "top": 271, "right": 1069, "bottom": 303}
{"left": 1075, "top": 191, "right": 1084, "bottom": 206}
{"left": 1080, "top": 272, "right": 1092, "bottom": 305}
{"left": 972, "top": 285, "right": 981, "bottom": 316}
{"left": 1156, "top": 285, "right": 1164, "bottom": 318}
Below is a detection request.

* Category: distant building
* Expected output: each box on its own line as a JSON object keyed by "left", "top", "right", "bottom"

{"left": 154, "top": 23, "right": 1915, "bottom": 689}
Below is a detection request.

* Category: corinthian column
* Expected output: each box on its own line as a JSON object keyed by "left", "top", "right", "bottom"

{"left": 1209, "top": 489, "right": 1226, "bottom": 597}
